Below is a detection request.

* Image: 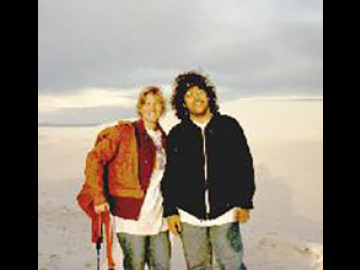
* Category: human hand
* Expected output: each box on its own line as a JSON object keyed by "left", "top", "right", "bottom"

{"left": 167, "top": 215, "right": 182, "bottom": 236}
{"left": 94, "top": 202, "right": 110, "bottom": 214}
{"left": 235, "top": 208, "right": 250, "bottom": 224}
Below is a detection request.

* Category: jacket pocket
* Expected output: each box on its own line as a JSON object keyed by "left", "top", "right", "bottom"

{"left": 114, "top": 188, "right": 145, "bottom": 199}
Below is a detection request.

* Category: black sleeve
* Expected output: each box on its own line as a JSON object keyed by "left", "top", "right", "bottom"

{"left": 161, "top": 128, "right": 181, "bottom": 217}
{"left": 231, "top": 118, "right": 256, "bottom": 209}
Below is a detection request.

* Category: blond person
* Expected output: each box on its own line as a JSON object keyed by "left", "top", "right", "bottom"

{"left": 85, "top": 86, "right": 170, "bottom": 270}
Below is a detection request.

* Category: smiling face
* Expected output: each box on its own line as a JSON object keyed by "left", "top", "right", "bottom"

{"left": 183, "top": 86, "right": 211, "bottom": 118}
{"left": 139, "top": 93, "right": 163, "bottom": 127}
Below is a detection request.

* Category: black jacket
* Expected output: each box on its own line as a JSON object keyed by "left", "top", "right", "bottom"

{"left": 161, "top": 113, "right": 255, "bottom": 220}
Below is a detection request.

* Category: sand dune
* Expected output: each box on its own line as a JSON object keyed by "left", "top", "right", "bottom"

{"left": 38, "top": 99, "right": 323, "bottom": 269}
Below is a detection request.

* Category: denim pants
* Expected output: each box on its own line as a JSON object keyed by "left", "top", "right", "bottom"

{"left": 117, "top": 231, "right": 171, "bottom": 270}
{"left": 180, "top": 222, "right": 245, "bottom": 270}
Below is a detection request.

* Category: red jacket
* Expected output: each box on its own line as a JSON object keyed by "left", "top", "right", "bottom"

{"left": 79, "top": 119, "right": 166, "bottom": 220}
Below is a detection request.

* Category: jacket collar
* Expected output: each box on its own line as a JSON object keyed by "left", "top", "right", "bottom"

{"left": 137, "top": 119, "right": 166, "bottom": 147}
{"left": 183, "top": 112, "right": 220, "bottom": 130}
{"left": 137, "top": 118, "right": 165, "bottom": 134}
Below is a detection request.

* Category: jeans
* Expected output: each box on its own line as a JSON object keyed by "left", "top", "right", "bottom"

{"left": 117, "top": 231, "right": 171, "bottom": 270}
{"left": 180, "top": 222, "right": 245, "bottom": 270}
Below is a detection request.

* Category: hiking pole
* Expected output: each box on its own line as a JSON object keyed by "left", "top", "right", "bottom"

{"left": 96, "top": 215, "right": 103, "bottom": 270}
{"left": 96, "top": 239, "right": 102, "bottom": 270}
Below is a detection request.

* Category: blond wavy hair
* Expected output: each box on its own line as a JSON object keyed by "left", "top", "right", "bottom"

{"left": 136, "top": 86, "right": 166, "bottom": 117}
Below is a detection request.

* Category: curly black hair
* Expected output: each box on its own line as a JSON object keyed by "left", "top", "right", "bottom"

{"left": 171, "top": 71, "right": 219, "bottom": 120}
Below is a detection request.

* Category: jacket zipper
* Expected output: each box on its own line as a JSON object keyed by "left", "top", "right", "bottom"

{"left": 202, "top": 128, "right": 210, "bottom": 220}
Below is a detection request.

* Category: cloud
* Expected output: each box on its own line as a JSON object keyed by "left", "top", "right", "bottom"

{"left": 38, "top": 105, "right": 136, "bottom": 125}
{"left": 38, "top": 85, "right": 174, "bottom": 125}
{"left": 38, "top": 87, "right": 138, "bottom": 113}
{"left": 38, "top": 0, "right": 323, "bottom": 99}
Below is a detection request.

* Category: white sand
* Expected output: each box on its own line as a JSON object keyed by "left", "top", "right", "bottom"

{"left": 38, "top": 99, "right": 323, "bottom": 270}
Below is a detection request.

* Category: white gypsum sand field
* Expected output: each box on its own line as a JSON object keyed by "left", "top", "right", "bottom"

{"left": 38, "top": 98, "right": 323, "bottom": 270}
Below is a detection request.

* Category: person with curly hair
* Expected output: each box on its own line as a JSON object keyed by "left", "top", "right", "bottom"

{"left": 161, "top": 71, "right": 255, "bottom": 270}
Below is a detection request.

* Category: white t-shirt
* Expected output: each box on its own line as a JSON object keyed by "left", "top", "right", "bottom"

{"left": 114, "top": 128, "right": 168, "bottom": 235}
{"left": 178, "top": 118, "right": 238, "bottom": 227}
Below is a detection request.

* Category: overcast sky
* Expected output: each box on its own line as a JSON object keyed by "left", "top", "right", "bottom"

{"left": 38, "top": 0, "right": 323, "bottom": 124}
